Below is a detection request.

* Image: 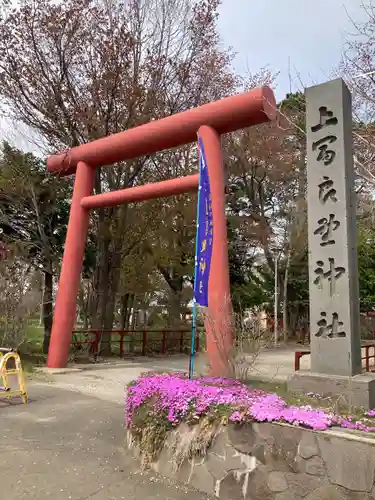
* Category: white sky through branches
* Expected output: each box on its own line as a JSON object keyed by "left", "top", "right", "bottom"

{"left": 218, "top": 0, "right": 365, "bottom": 100}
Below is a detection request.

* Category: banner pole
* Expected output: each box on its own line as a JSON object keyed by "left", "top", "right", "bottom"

{"left": 189, "top": 150, "right": 202, "bottom": 380}
{"left": 189, "top": 300, "right": 198, "bottom": 380}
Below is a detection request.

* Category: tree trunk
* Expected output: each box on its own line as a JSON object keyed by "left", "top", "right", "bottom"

{"left": 98, "top": 244, "right": 111, "bottom": 327}
{"left": 101, "top": 297, "right": 116, "bottom": 356}
{"left": 157, "top": 264, "right": 184, "bottom": 328}
{"left": 167, "top": 287, "right": 183, "bottom": 328}
{"left": 129, "top": 294, "right": 136, "bottom": 354}
{"left": 90, "top": 170, "right": 113, "bottom": 354}
{"left": 91, "top": 215, "right": 111, "bottom": 354}
{"left": 42, "top": 268, "right": 53, "bottom": 354}
{"left": 39, "top": 288, "right": 43, "bottom": 326}
{"left": 90, "top": 245, "right": 109, "bottom": 326}
{"left": 290, "top": 309, "right": 298, "bottom": 339}
{"left": 103, "top": 243, "right": 123, "bottom": 330}
{"left": 131, "top": 301, "right": 137, "bottom": 329}
{"left": 283, "top": 248, "right": 291, "bottom": 343}
{"left": 100, "top": 205, "right": 129, "bottom": 354}
{"left": 142, "top": 310, "right": 148, "bottom": 328}
{"left": 83, "top": 284, "right": 90, "bottom": 330}
{"left": 77, "top": 284, "right": 84, "bottom": 327}
{"left": 100, "top": 253, "right": 122, "bottom": 355}
{"left": 77, "top": 283, "right": 90, "bottom": 330}
{"left": 120, "top": 293, "right": 130, "bottom": 330}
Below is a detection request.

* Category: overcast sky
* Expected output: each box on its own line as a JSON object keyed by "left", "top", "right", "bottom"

{"left": 218, "top": 0, "right": 366, "bottom": 101}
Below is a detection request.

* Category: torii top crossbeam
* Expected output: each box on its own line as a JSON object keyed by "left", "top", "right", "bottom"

{"left": 47, "top": 86, "right": 276, "bottom": 175}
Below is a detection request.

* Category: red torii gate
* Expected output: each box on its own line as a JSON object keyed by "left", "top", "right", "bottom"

{"left": 46, "top": 86, "right": 276, "bottom": 376}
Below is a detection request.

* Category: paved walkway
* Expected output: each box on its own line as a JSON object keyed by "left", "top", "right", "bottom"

{"left": 35, "top": 346, "right": 310, "bottom": 405}
{"left": 0, "top": 346, "right": 305, "bottom": 498}
{"left": 0, "top": 344, "right": 344, "bottom": 499}
{"left": 248, "top": 344, "right": 310, "bottom": 381}
{"left": 33, "top": 347, "right": 308, "bottom": 404}
{"left": 0, "top": 381, "right": 210, "bottom": 500}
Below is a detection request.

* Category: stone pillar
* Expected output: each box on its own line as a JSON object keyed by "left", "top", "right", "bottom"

{"left": 288, "top": 79, "right": 375, "bottom": 408}
{"left": 306, "top": 78, "right": 362, "bottom": 376}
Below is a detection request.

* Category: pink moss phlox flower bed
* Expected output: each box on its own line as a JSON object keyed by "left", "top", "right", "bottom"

{"left": 125, "top": 373, "right": 375, "bottom": 433}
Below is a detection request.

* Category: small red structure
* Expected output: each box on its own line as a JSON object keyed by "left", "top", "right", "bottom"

{"left": 46, "top": 86, "right": 276, "bottom": 376}
{"left": 70, "top": 329, "right": 200, "bottom": 359}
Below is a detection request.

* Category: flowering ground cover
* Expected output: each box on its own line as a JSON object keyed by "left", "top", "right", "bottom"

{"left": 126, "top": 372, "right": 375, "bottom": 433}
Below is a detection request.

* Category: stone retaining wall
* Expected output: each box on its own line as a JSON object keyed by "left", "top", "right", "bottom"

{"left": 127, "top": 422, "right": 375, "bottom": 499}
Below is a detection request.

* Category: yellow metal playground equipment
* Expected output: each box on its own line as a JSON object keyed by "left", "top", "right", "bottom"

{"left": 0, "top": 348, "right": 28, "bottom": 404}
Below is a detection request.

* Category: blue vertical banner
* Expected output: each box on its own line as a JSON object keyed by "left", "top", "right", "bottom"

{"left": 194, "top": 137, "right": 214, "bottom": 307}
{"left": 189, "top": 135, "right": 213, "bottom": 378}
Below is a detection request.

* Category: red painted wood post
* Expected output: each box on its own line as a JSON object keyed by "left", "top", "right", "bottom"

{"left": 295, "top": 352, "right": 301, "bottom": 371}
{"left": 93, "top": 332, "right": 100, "bottom": 359}
{"left": 198, "top": 125, "right": 234, "bottom": 377}
{"left": 47, "top": 162, "right": 95, "bottom": 368}
{"left": 142, "top": 331, "right": 147, "bottom": 356}
{"left": 161, "top": 330, "right": 166, "bottom": 354}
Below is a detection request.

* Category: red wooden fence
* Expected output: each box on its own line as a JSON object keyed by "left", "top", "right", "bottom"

{"left": 295, "top": 343, "right": 375, "bottom": 372}
{"left": 70, "top": 329, "right": 200, "bottom": 358}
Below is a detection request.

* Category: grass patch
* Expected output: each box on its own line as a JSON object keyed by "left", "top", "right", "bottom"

{"left": 16, "top": 323, "right": 46, "bottom": 374}
{"left": 245, "top": 378, "right": 288, "bottom": 395}
{"left": 0, "top": 322, "right": 45, "bottom": 374}
{"left": 130, "top": 401, "right": 173, "bottom": 465}
{"left": 21, "top": 353, "right": 47, "bottom": 371}
{"left": 22, "top": 323, "right": 44, "bottom": 353}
